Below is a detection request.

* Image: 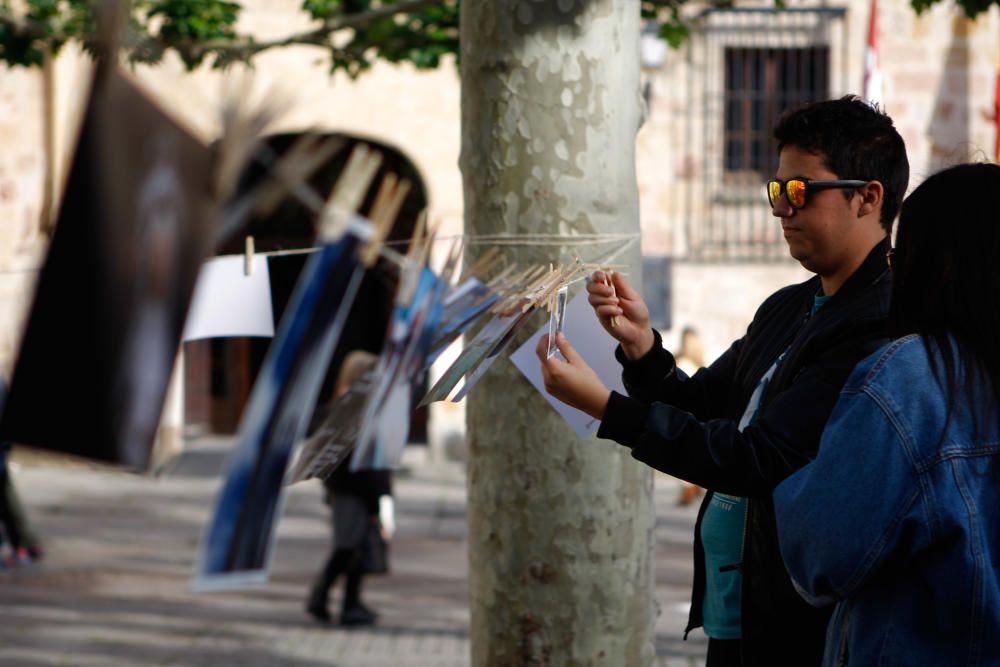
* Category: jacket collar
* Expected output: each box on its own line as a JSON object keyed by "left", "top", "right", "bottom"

{"left": 825, "top": 236, "right": 891, "bottom": 305}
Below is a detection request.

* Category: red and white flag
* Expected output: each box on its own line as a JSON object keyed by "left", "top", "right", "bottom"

{"left": 863, "top": 0, "right": 883, "bottom": 106}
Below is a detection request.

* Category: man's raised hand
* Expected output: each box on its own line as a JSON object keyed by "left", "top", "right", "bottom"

{"left": 586, "top": 270, "right": 655, "bottom": 360}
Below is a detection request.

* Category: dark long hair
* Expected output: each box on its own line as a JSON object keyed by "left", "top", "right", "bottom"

{"left": 888, "top": 162, "right": 1000, "bottom": 414}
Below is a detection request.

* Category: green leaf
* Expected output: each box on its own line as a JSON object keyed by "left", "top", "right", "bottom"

{"left": 658, "top": 20, "right": 689, "bottom": 49}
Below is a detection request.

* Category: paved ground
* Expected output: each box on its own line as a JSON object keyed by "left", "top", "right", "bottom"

{"left": 0, "top": 440, "right": 707, "bottom": 666}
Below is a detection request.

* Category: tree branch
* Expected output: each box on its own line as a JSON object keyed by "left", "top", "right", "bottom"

{"left": 0, "top": 0, "right": 453, "bottom": 67}
{"left": 193, "top": 0, "right": 450, "bottom": 56}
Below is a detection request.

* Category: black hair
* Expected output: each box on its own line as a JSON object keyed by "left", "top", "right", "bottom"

{"left": 889, "top": 162, "right": 1000, "bottom": 415}
{"left": 774, "top": 95, "right": 909, "bottom": 234}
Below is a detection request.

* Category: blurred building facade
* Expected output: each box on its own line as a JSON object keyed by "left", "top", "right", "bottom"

{"left": 0, "top": 0, "right": 995, "bottom": 458}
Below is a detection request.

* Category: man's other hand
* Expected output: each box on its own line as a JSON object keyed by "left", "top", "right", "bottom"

{"left": 536, "top": 332, "right": 611, "bottom": 421}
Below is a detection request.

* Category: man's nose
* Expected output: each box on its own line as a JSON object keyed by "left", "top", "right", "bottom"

{"left": 771, "top": 195, "right": 794, "bottom": 219}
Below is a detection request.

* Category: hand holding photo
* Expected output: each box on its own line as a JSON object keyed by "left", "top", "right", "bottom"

{"left": 510, "top": 289, "right": 625, "bottom": 438}
{"left": 535, "top": 332, "right": 612, "bottom": 421}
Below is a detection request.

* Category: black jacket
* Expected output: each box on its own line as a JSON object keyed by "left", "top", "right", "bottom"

{"left": 598, "top": 239, "right": 892, "bottom": 666}
{"left": 324, "top": 453, "right": 393, "bottom": 516}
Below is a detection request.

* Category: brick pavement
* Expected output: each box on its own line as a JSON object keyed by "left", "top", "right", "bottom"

{"left": 0, "top": 442, "right": 706, "bottom": 666}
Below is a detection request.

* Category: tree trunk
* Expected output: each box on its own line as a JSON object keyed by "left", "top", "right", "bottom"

{"left": 459, "top": 2, "right": 655, "bottom": 665}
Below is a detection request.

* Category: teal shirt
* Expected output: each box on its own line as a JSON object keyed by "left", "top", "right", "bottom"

{"left": 700, "top": 293, "right": 830, "bottom": 639}
{"left": 700, "top": 493, "right": 748, "bottom": 639}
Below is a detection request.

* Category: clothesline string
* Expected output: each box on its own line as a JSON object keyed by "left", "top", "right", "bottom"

{"left": 561, "top": 235, "right": 639, "bottom": 288}
{"left": 0, "top": 233, "right": 641, "bottom": 275}
{"left": 382, "top": 233, "right": 639, "bottom": 247}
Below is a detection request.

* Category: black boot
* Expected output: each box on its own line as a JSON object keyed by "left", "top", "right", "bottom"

{"left": 306, "top": 549, "right": 352, "bottom": 623}
{"left": 305, "top": 586, "right": 331, "bottom": 623}
{"left": 340, "top": 605, "right": 376, "bottom": 626}
{"left": 340, "top": 555, "right": 376, "bottom": 626}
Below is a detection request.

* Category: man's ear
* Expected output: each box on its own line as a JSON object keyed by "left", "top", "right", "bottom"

{"left": 856, "top": 180, "right": 884, "bottom": 219}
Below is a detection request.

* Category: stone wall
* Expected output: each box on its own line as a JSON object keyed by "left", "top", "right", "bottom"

{"left": 0, "top": 66, "right": 48, "bottom": 374}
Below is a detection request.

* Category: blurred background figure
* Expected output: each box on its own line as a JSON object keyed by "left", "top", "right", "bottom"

{"left": 306, "top": 350, "right": 394, "bottom": 627}
{"left": 674, "top": 327, "right": 706, "bottom": 507}
{"left": 0, "top": 376, "right": 44, "bottom": 567}
{"left": 0, "top": 442, "right": 44, "bottom": 567}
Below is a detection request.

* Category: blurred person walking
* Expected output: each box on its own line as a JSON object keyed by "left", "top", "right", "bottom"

{"left": 306, "top": 351, "right": 394, "bottom": 627}
{"left": 0, "top": 378, "right": 43, "bottom": 567}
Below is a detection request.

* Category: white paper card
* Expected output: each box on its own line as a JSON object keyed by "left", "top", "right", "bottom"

{"left": 510, "top": 289, "right": 626, "bottom": 438}
{"left": 183, "top": 255, "right": 275, "bottom": 341}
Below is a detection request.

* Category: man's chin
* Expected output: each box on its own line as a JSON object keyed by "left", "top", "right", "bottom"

{"left": 785, "top": 245, "right": 817, "bottom": 272}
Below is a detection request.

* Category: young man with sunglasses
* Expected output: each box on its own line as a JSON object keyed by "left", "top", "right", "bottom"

{"left": 536, "top": 96, "right": 909, "bottom": 666}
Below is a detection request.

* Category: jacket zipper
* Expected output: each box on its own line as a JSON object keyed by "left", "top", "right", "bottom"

{"left": 836, "top": 604, "right": 852, "bottom": 666}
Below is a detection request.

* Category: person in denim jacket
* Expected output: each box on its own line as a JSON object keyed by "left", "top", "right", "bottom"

{"left": 774, "top": 162, "right": 1000, "bottom": 666}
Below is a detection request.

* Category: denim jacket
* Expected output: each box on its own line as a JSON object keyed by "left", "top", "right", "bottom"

{"left": 774, "top": 335, "right": 1000, "bottom": 666}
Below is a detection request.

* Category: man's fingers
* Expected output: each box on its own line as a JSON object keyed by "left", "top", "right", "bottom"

{"left": 586, "top": 277, "right": 614, "bottom": 299}
{"left": 589, "top": 295, "right": 620, "bottom": 313}
{"left": 612, "top": 271, "right": 642, "bottom": 301}
{"left": 595, "top": 304, "right": 623, "bottom": 318}
{"left": 538, "top": 332, "right": 584, "bottom": 366}
{"left": 555, "top": 332, "right": 584, "bottom": 365}
{"left": 535, "top": 334, "right": 551, "bottom": 362}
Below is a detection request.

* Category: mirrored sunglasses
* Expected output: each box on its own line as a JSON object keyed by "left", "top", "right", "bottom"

{"left": 767, "top": 178, "right": 868, "bottom": 209}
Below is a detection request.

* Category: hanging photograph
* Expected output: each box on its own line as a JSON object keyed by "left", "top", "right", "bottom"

{"left": 194, "top": 222, "right": 370, "bottom": 591}
{"left": 0, "top": 67, "right": 217, "bottom": 470}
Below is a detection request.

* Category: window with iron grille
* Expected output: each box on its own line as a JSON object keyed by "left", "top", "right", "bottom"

{"left": 724, "top": 47, "right": 829, "bottom": 178}
{"left": 681, "top": 9, "right": 847, "bottom": 262}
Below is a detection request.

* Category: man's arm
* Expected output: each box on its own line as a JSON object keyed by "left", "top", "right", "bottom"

{"left": 587, "top": 270, "right": 745, "bottom": 420}
{"left": 616, "top": 328, "right": 745, "bottom": 421}
{"left": 598, "top": 332, "right": 883, "bottom": 495}
{"left": 536, "top": 282, "right": 745, "bottom": 423}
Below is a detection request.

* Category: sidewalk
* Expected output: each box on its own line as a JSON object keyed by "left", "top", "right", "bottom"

{"left": 0, "top": 440, "right": 706, "bottom": 666}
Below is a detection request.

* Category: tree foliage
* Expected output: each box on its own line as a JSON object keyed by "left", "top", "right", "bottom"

{"left": 0, "top": 0, "right": 460, "bottom": 73}
{"left": 0, "top": 0, "right": 991, "bottom": 73}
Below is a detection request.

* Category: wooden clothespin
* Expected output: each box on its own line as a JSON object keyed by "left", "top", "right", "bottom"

{"left": 486, "top": 262, "right": 518, "bottom": 289}
{"left": 419, "top": 214, "right": 441, "bottom": 270}
{"left": 244, "top": 236, "right": 255, "bottom": 276}
{"left": 461, "top": 246, "right": 503, "bottom": 283}
{"left": 485, "top": 263, "right": 527, "bottom": 307}
{"left": 361, "top": 173, "right": 411, "bottom": 267}
{"left": 396, "top": 210, "right": 430, "bottom": 307}
{"left": 524, "top": 264, "right": 560, "bottom": 305}
{"left": 254, "top": 134, "right": 343, "bottom": 219}
{"left": 319, "top": 144, "right": 383, "bottom": 243}
{"left": 404, "top": 208, "right": 427, "bottom": 265}
{"left": 492, "top": 264, "right": 544, "bottom": 315}
{"left": 437, "top": 233, "right": 464, "bottom": 287}
{"left": 524, "top": 263, "right": 566, "bottom": 313}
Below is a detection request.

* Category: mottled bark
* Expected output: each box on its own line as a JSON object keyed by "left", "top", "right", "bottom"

{"left": 460, "top": 2, "right": 655, "bottom": 665}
